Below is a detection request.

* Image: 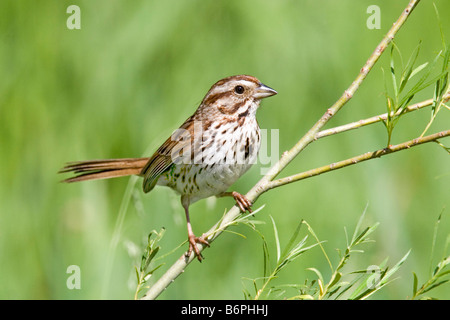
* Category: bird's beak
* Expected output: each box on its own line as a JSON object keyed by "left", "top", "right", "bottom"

{"left": 254, "top": 83, "right": 277, "bottom": 99}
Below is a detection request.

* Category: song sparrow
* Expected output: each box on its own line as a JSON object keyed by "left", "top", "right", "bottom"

{"left": 60, "top": 75, "right": 277, "bottom": 261}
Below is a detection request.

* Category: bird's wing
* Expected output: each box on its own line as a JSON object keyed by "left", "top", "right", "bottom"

{"left": 141, "top": 117, "right": 196, "bottom": 193}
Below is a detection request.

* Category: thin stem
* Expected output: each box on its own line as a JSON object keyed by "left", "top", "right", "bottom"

{"left": 315, "top": 95, "right": 449, "bottom": 140}
{"left": 266, "top": 130, "right": 450, "bottom": 191}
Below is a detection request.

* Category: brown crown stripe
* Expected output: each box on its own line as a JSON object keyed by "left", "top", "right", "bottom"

{"left": 214, "top": 75, "right": 259, "bottom": 87}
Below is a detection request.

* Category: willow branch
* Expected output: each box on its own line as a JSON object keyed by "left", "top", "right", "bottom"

{"left": 315, "top": 94, "right": 449, "bottom": 140}
{"left": 266, "top": 130, "right": 450, "bottom": 191}
{"left": 141, "top": 0, "right": 421, "bottom": 300}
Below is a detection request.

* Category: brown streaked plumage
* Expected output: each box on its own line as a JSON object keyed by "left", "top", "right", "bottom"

{"left": 60, "top": 75, "right": 277, "bottom": 261}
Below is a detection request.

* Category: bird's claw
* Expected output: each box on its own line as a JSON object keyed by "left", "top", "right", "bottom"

{"left": 186, "top": 234, "right": 210, "bottom": 262}
{"left": 232, "top": 191, "right": 253, "bottom": 213}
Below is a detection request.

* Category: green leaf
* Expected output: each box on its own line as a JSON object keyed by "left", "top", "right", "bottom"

{"left": 390, "top": 44, "right": 399, "bottom": 98}
{"left": 399, "top": 41, "right": 422, "bottom": 93}
{"left": 436, "top": 256, "right": 450, "bottom": 273}
{"left": 408, "top": 62, "right": 428, "bottom": 81}
{"left": 302, "top": 220, "right": 333, "bottom": 271}
{"left": 349, "top": 250, "right": 410, "bottom": 300}
{"left": 400, "top": 50, "right": 442, "bottom": 108}
{"left": 351, "top": 203, "right": 368, "bottom": 244}
{"left": 135, "top": 266, "right": 140, "bottom": 283}
{"left": 413, "top": 272, "right": 418, "bottom": 297}
{"left": 270, "top": 215, "right": 281, "bottom": 262}
{"left": 421, "top": 280, "right": 450, "bottom": 295}
{"left": 262, "top": 239, "right": 270, "bottom": 278}
{"left": 147, "top": 262, "right": 165, "bottom": 275}
{"left": 330, "top": 271, "right": 342, "bottom": 287}
{"left": 384, "top": 250, "right": 411, "bottom": 281}
{"left": 307, "top": 267, "right": 324, "bottom": 285}
{"left": 351, "top": 223, "right": 379, "bottom": 247}
{"left": 280, "top": 220, "right": 304, "bottom": 261}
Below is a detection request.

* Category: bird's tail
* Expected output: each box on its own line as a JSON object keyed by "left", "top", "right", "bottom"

{"left": 59, "top": 158, "right": 150, "bottom": 183}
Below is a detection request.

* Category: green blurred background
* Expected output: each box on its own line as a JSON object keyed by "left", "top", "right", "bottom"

{"left": 0, "top": 0, "right": 449, "bottom": 299}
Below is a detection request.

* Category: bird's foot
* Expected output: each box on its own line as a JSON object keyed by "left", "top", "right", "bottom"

{"left": 231, "top": 191, "right": 253, "bottom": 213}
{"left": 186, "top": 233, "right": 210, "bottom": 262}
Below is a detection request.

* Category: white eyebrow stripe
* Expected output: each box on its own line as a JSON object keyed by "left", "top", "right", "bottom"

{"left": 236, "top": 80, "right": 257, "bottom": 87}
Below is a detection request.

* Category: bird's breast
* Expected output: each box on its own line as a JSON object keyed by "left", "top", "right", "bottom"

{"left": 157, "top": 117, "right": 261, "bottom": 203}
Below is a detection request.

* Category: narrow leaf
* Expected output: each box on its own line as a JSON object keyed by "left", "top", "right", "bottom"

{"left": 408, "top": 62, "right": 428, "bottom": 81}
{"left": 270, "top": 215, "right": 281, "bottom": 262}
{"left": 421, "top": 280, "right": 450, "bottom": 295}
{"left": 413, "top": 272, "right": 418, "bottom": 297}
{"left": 307, "top": 267, "right": 324, "bottom": 285}
{"left": 280, "top": 220, "right": 304, "bottom": 260}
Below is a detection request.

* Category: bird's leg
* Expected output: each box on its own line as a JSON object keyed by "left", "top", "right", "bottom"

{"left": 217, "top": 191, "right": 253, "bottom": 213}
{"left": 181, "top": 197, "right": 209, "bottom": 262}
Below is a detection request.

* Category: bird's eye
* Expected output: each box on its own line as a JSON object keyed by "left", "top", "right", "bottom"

{"left": 234, "top": 85, "right": 245, "bottom": 94}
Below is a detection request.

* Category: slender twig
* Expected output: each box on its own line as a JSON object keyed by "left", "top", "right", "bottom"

{"left": 141, "top": 0, "right": 421, "bottom": 300}
{"left": 315, "top": 94, "right": 449, "bottom": 140}
{"left": 266, "top": 130, "right": 450, "bottom": 191}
